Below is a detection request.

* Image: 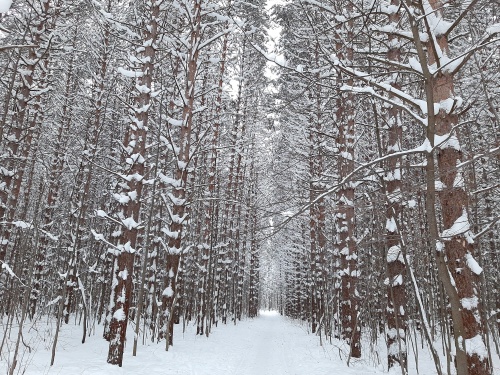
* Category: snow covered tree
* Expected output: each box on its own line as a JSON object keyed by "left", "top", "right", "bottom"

{"left": 104, "top": 0, "right": 161, "bottom": 366}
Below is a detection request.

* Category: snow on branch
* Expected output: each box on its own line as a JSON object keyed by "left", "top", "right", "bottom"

{"left": 1, "top": 261, "right": 27, "bottom": 286}
{"left": 486, "top": 23, "right": 500, "bottom": 36}
{"left": 340, "top": 84, "right": 427, "bottom": 126}
{"left": 440, "top": 209, "right": 474, "bottom": 243}
{"left": 0, "top": 220, "right": 33, "bottom": 229}
{"left": 0, "top": 44, "right": 37, "bottom": 52}
{"left": 91, "top": 229, "right": 122, "bottom": 253}
{"left": 250, "top": 44, "right": 287, "bottom": 68}
{"left": 46, "top": 296, "right": 62, "bottom": 307}
{"left": 269, "top": 144, "right": 436, "bottom": 235}
{"left": 472, "top": 215, "right": 500, "bottom": 240}
{"left": 40, "top": 229, "right": 59, "bottom": 241}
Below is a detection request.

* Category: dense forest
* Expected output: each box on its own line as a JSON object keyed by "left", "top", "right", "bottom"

{"left": 0, "top": 0, "right": 498, "bottom": 374}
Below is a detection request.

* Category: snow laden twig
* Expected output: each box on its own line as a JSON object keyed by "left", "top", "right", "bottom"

{"left": 0, "top": 44, "right": 37, "bottom": 52}
{"left": 456, "top": 146, "right": 500, "bottom": 169}
{"left": 0, "top": 220, "right": 33, "bottom": 229}
{"left": 265, "top": 132, "right": 500, "bottom": 238}
{"left": 263, "top": 139, "right": 450, "bottom": 237}
{"left": 406, "top": 255, "right": 443, "bottom": 375}
{"left": 90, "top": 229, "right": 122, "bottom": 254}
{"left": 1, "top": 261, "right": 27, "bottom": 287}
{"left": 472, "top": 215, "right": 500, "bottom": 240}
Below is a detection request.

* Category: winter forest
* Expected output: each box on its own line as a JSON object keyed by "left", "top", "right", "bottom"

{"left": 0, "top": 0, "right": 498, "bottom": 374}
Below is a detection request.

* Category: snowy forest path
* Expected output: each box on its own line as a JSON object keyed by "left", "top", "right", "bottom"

{"left": 15, "top": 311, "right": 386, "bottom": 374}
{"left": 232, "top": 311, "right": 299, "bottom": 375}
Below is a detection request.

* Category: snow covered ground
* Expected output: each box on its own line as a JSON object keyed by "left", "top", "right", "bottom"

{"left": 1, "top": 311, "right": 498, "bottom": 374}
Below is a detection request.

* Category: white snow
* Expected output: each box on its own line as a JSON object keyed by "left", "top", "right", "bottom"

{"left": 91, "top": 229, "right": 105, "bottom": 241}
{"left": 1, "top": 261, "right": 16, "bottom": 278}
{"left": 126, "top": 153, "right": 145, "bottom": 165}
{"left": 391, "top": 274, "right": 403, "bottom": 286}
{"left": 461, "top": 296, "right": 478, "bottom": 310}
{"left": 434, "top": 134, "right": 461, "bottom": 151}
{"left": 113, "top": 193, "right": 130, "bottom": 204}
{"left": 0, "top": 0, "right": 12, "bottom": 13}
{"left": 440, "top": 209, "right": 470, "bottom": 240}
{"left": 158, "top": 172, "right": 181, "bottom": 188}
{"left": 280, "top": 210, "right": 295, "bottom": 218}
{"left": 128, "top": 190, "right": 138, "bottom": 201}
{"left": 167, "top": 192, "right": 185, "bottom": 206}
{"left": 2, "top": 311, "right": 498, "bottom": 374}
{"left": 408, "top": 57, "right": 423, "bottom": 73}
{"left": 439, "top": 97, "right": 462, "bottom": 114}
{"left": 12, "top": 220, "right": 31, "bottom": 229}
{"left": 421, "top": 0, "right": 452, "bottom": 37}
{"left": 441, "top": 54, "right": 466, "bottom": 74}
{"left": 386, "top": 217, "right": 397, "bottom": 233}
{"left": 387, "top": 340, "right": 406, "bottom": 356}
{"left": 119, "top": 241, "right": 135, "bottom": 254}
{"left": 386, "top": 245, "right": 403, "bottom": 263}
{"left": 434, "top": 180, "right": 446, "bottom": 191}
{"left": 166, "top": 116, "right": 183, "bottom": 127}
{"left": 453, "top": 170, "right": 464, "bottom": 188}
{"left": 486, "top": 23, "right": 500, "bottom": 35}
{"left": 122, "top": 173, "right": 143, "bottom": 182}
{"left": 3, "top": 312, "right": 386, "bottom": 375}
{"left": 162, "top": 286, "right": 174, "bottom": 297}
{"left": 113, "top": 308, "right": 126, "bottom": 321}
{"left": 436, "top": 240, "right": 445, "bottom": 252}
{"left": 46, "top": 296, "right": 62, "bottom": 307}
{"left": 117, "top": 67, "right": 143, "bottom": 78}
{"left": 464, "top": 334, "right": 488, "bottom": 360}
{"left": 41, "top": 229, "right": 59, "bottom": 241}
{"left": 118, "top": 269, "right": 128, "bottom": 281}
{"left": 96, "top": 209, "right": 108, "bottom": 217}
{"left": 465, "top": 253, "right": 483, "bottom": 275}
{"left": 415, "top": 138, "right": 433, "bottom": 153}
{"left": 162, "top": 227, "right": 179, "bottom": 240}
{"left": 121, "top": 216, "right": 139, "bottom": 230}
{"left": 384, "top": 168, "right": 401, "bottom": 181}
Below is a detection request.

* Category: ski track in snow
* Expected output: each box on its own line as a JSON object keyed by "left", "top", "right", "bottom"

{"left": 3, "top": 311, "right": 498, "bottom": 374}
{"left": 2, "top": 311, "right": 385, "bottom": 375}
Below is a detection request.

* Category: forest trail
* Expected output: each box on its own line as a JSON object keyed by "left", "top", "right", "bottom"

{"left": 12, "top": 311, "right": 387, "bottom": 375}
{"left": 232, "top": 311, "right": 311, "bottom": 375}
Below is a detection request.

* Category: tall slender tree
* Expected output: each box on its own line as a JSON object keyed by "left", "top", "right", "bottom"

{"left": 106, "top": 0, "right": 160, "bottom": 366}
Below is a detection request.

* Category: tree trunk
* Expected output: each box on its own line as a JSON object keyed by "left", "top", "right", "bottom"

{"left": 107, "top": 0, "right": 159, "bottom": 366}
